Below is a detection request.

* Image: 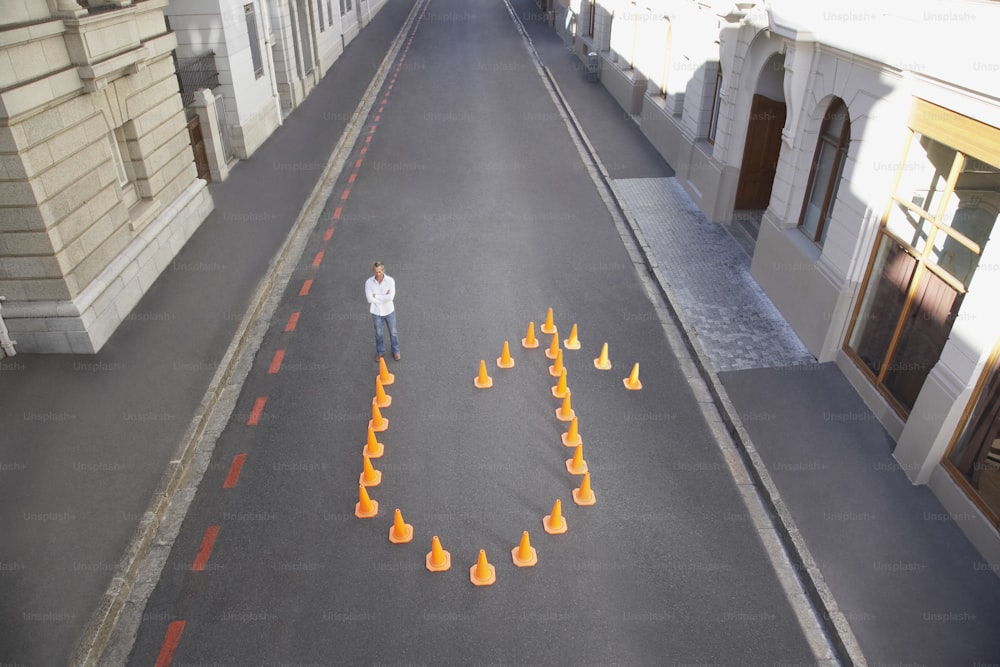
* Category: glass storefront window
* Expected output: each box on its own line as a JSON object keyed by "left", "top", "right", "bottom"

{"left": 845, "top": 118, "right": 998, "bottom": 416}
{"left": 947, "top": 355, "right": 1000, "bottom": 527}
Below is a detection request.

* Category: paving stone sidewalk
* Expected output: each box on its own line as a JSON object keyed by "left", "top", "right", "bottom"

{"left": 613, "top": 176, "right": 816, "bottom": 372}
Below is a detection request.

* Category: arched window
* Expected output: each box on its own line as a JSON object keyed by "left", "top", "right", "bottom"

{"left": 799, "top": 99, "right": 850, "bottom": 244}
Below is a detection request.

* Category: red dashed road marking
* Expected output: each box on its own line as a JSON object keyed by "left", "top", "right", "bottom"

{"left": 268, "top": 349, "right": 285, "bottom": 374}
{"left": 312, "top": 250, "right": 325, "bottom": 268}
{"left": 299, "top": 279, "right": 313, "bottom": 296}
{"left": 348, "top": 173, "right": 357, "bottom": 184}
{"left": 284, "top": 312, "right": 300, "bottom": 332}
{"left": 247, "top": 396, "right": 268, "bottom": 425}
{"left": 354, "top": 158, "right": 363, "bottom": 169}
{"left": 340, "top": 187, "right": 351, "bottom": 200}
{"left": 323, "top": 227, "right": 334, "bottom": 241}
{"left": 192, "top": 525, "right": 220, "bottom": 571}
{"left": 154, "top": 620, "right": 186, "bottom": 667}
{"left": 223, "top": 453, "right": 247, "bottom": 489}
{"left": 333, "top": 206, "right": 343, "bottom": 220}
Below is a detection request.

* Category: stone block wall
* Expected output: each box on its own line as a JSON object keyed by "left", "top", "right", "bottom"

{"left": 0, "top": 0, "right": 213, "bottom": 352}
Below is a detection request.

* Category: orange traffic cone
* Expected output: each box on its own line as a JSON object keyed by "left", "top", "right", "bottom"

{"left": 355, "top": 484, "right": 378, "bottom": 518}
{"left": 623, "top": 362, "right": 642, "bottom": 390}
{"left": 551, "top": 367, "right": 568, "bottom": 398}
{"left": 548, "top": 347, "right": 564, "bottom": 378}
{"left": 360, "top": 453, "right": 382, "bottom": 486}
{"left": 594, "top": 342, "right": 612, "bottom": 370}
{"left": 572, "top": 472, "right": 596, "bottom": 506}
{"left": 373, "top": 376, "right": 392, "bottom": 408}
{"left": 563, "top": 323, "right": 581, "bottom": 350}
{"left": 521, "top": 321, "right": 539, "bottom": 349}
{"left": 555, "top": 391, "right": 575, "bottom": 422}
{"left": 377, "top": 356, "right": 395, "bottom": 386}
{"left": 497, "top": 340, "right": 515, "bottom": 369}
{"left": 541, "top": 307, "right": 556, "bottom": 335}
{"left": 511, "top": 530, "right": 538, "bottom": 568}
{"left": 542, "top": 499, "right": 567, "bottom": 535}
{"left": 561, "top": 415, "right": 581, "bottom": 447}
{"left": 545, "top": 332, "right": 560, "bottom": 360}
{"left": 363, "top": 425, "right": 384, "bottom": 458}
{"left": 388, "top": 508, "right": 413, "bottom": 544}
{"left": 369, "top": 403, "right": 389, "bottom": 432}
{"left": 473, "top": 359, "right": 493, "bottom": 389}
{"left": 426, "top": 535, "right": 451, "bottom": 572}
{"left": 470, "top": 549, "right": 496, "bottom": 586}
{"left": 565, "top": 443, "right": 588, "bottom": 475}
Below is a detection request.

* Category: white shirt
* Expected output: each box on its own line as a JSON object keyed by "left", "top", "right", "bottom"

{"left": 365, "top": 274, "right": 396, "bottom": 316}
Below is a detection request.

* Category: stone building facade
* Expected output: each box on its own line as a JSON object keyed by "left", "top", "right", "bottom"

{"left": 0, "top": 0, "right": 391, "bottom": 353}
{"left": 0, "top": 0, "right": 214, "bottom": 353}
{"left": 554, "top": 0, "right": 1000, "bottom": 566}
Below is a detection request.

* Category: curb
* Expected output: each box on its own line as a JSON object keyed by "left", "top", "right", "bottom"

{"left": 69, "top": 2, "right": 429, "bottom": 663}
{"left": 537, "top": 61, "right": 867, "bottom": 667}
{"left": 505, "top": 7, "right": 867, "bottom": 665}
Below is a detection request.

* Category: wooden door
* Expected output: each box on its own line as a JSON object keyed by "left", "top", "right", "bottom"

{"left": 187, "top": 116, "right": 211, "bottom": 183}
{"left": 734, "top": 94, "right": 786, "bottom": 209}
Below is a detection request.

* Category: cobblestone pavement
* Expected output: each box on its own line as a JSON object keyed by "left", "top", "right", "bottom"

{"left": 613, "top": 176, "right": 816, "bottom": 373}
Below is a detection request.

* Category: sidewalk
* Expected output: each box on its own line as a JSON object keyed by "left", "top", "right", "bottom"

{"left": 0, "top": 2, "right": 416, "bottom": 664}
{"left": 516, "top": 2, "right": 1000, "bottom": 665}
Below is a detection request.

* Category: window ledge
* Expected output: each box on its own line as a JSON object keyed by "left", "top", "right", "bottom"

{"left": 128, "top": 198, "right": 161, "bottom": 232}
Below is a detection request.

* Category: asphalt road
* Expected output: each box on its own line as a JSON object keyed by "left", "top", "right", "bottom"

{"left": 125, "top": 0, "right": 819, "bottom": 663}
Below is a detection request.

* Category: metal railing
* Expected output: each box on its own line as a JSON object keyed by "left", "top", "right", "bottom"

{"left": 175, "top": 52, "right": 221, "bottom": 108}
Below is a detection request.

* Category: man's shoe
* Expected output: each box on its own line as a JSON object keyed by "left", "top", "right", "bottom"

{"left": 376, "top": 354, "right": 383, "bottom": 362}
{"left": 393, "top": 353, "right": 400, "bottom": 361}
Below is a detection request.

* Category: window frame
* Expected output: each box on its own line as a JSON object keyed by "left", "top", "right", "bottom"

{"left": 943, "top": 340, "right": 1000, "bottom": 530}
{"left": 798, "top": 98, "right": 850, "bottom": 245}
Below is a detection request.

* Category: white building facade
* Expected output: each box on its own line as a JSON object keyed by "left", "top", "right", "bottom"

{"left": 165, "top": 0, "right": 389, "bottom": 163}
{"left": 555, "top": 0, "right": 1000, "bottom": 567}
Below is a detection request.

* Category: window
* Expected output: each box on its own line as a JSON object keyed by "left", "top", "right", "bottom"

{"left": 799, "top": 99, "right": 850, "bottom": 244}
{"left": 707, "top": 66, "right": 722, "bottom": 144}
{"left": 294, "top": 0, "right": 313, "bottom": 75}
{"left": 340, "top": 0, "right": 351, "bottom": 15}
{"left": 587, "top": 0, "right": 596, "bottom": 38}
{"left": 317, "top": 0, "right": 324, "bottom": 31}
{"left": 327, "top": 0, "right": 333, "bottom": 26}
{"left": 845, "top": 104, "right": 1000, "bottom": 416}
{"left": 108, "top": 127, "right": 138, "bottom": 209}
{"left": 245, "top": 4, "right": 264, "bottom": 79}
{"left": 946, "top": 347, "right": 1000, "bottom": 529}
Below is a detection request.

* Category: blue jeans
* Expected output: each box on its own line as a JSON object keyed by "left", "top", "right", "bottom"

{"left": 372, "top": 311, "right": 399, "bottom": 357}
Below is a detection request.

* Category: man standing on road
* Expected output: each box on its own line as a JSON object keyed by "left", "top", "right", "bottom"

{"left": 366, "top": 261, "right": 400, "bottom": 361}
